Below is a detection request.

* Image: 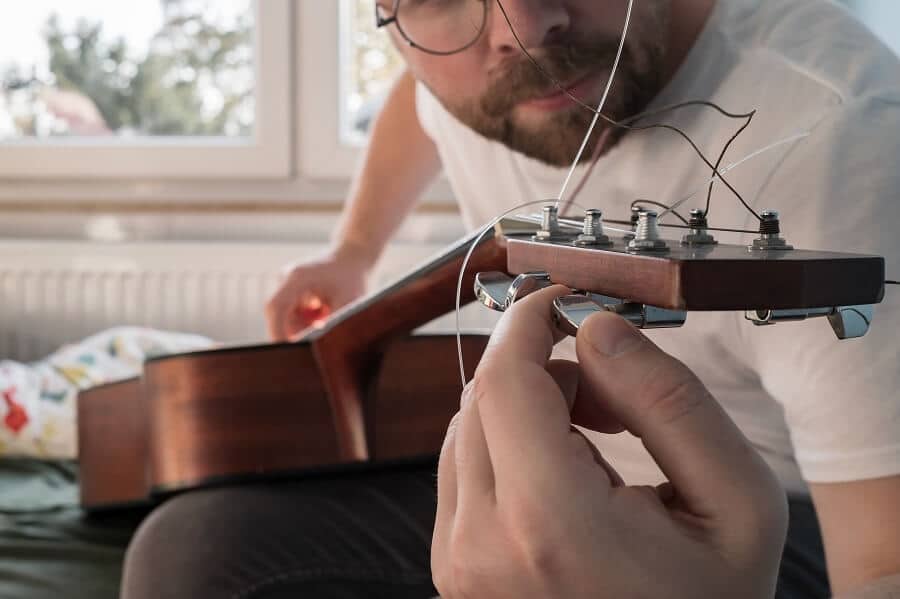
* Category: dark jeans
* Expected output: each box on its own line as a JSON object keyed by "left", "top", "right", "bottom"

{"left": 120, "top": 459, "right": 829, "bottom": 599}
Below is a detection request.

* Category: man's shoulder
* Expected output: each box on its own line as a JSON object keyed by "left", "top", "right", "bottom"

{"left": 722, "top": 0, "right": 900, "bottom": 104}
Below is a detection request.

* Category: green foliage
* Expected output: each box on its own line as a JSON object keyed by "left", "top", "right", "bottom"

{"left": 43, "top": 0, "right": 253, "bottom": 136}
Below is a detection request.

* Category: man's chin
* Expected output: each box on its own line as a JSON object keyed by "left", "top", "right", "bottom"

{"left": 500, "top": 113, "right": 596, "bottom": 167}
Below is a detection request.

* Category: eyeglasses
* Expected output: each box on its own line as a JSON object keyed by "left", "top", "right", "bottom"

{"left": 375, "top": 0, "right": 489, "bottom": 56}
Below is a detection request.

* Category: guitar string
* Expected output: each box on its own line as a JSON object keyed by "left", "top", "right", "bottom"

{"left": 603, "top": 219, "right": 758, "bottom": 235}
{"left": 495, "top": 0, "right": 760, "bottom": 221}
{"left": 455, "top": 199, "right": 588, "bottom": 388}
{"left": 556, "top": 0, "right": 633, "bottom": 206}
{"left": 659, "top": 131, "right": 811, "bottom": 219}
{"left": 631, "top": 199, "right": 690, "bottom": 225}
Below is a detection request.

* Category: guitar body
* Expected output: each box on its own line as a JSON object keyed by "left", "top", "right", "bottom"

{"left": 78, "top": 224, "right": 509, "bottom": 511}
{"left": 78, "top": 334, "right": 488, "bottom": 511}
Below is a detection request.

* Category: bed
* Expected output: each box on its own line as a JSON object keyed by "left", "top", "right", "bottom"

{"left": 0, "top": 459, "right": 141, "bottom": 599}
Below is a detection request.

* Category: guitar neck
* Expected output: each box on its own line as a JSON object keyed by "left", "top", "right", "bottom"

{"left": 309, "top": 226, "right": 509, "bottom": 348}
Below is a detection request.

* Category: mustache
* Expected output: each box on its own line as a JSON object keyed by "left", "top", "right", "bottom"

{"left": 480, "top": 39, "right": 624, "bottom": 117}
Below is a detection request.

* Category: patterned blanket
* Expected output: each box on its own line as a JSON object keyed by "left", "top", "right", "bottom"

{"left": 0, "top": 327, "right": 213, "bottom": 459}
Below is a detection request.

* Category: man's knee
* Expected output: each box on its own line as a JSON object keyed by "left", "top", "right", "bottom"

{"left": 121, "top": 489, "right": 239, "bottom": 599}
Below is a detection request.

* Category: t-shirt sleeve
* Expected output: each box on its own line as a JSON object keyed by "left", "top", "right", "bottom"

{"left": 414, "top": 81, "right": 439, "bottom": 141}
{"left": 748, "top": 92, "right": 900, "bottom": 483}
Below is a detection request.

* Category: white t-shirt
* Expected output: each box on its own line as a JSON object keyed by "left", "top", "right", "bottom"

{"left": 416, "top": 0, "right": 900, "bottom": 496}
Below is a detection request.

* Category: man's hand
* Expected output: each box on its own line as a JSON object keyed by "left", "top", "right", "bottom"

{"left": 265, "top": 247, "right": 370, "bottom": 341}
{"left": 432, "top": 286, "right": 788, "bottom": 599}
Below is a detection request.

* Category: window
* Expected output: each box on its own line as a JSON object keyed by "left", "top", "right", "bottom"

{"left": 1, "top": 2, "right": 255, "bottom": 140}
{"left": 0, "top": 1, "right": 445, "bottom": 204}
{"left": 340, "top": 0, "right": 403, "bottom": 145}
{"left": 0, "top": 0, "right": 291, "bottom": 179}
{"left": 298, "top": 0, "right": 405, "bottom": 180}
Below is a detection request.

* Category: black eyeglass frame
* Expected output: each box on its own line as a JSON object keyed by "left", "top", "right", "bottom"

{"left": 375, "top": 0, "right": 489, "bottom": 56}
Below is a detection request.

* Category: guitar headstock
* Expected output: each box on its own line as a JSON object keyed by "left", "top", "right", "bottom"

{"left": 486, "top": 206, "right": 885, "bottom": 340}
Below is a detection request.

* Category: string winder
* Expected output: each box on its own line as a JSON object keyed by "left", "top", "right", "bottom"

{"left": 475, "top": 205, "right": 885, "bottom": 340}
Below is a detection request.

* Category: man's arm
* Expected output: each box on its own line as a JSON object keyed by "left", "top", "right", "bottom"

{"left": 811, "top": 478, "right": 900, "bottom": 598}
{"left": 332, "top": 69, "right": 442, "bottom": 269}
{"left": 266, "top": 69, "right": 441, "bottom": 339}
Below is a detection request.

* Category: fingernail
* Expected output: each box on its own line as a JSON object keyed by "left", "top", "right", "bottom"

{"left": 583, "top": 314, "right": 643, "bottom": 357}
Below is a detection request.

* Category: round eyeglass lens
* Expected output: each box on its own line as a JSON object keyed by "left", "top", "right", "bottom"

{"left": 394, "top": 0, "right": 487, "bottom": 55}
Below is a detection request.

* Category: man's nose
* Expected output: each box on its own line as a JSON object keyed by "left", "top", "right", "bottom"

{"left": 486, "top": 0, "right": 571, "bottom": 55}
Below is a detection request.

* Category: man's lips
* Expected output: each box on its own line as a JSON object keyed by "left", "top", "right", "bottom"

{"left": 518, "top": 70, "right": 605, "bottom": 112}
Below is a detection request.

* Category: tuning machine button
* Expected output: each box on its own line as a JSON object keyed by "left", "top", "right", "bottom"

{"left": 552, "top": 295, "right": 687, "bottom": 336}
{"left": 474, "top": 272, "right": 514, "bottom": 312}
{"left": 745, "top": 305, "right": 873, "bottom": 340}
{"left": 474, "top": 271, "right": 553, "bottom": 312}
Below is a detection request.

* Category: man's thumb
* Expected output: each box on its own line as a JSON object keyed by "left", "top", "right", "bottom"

{"left": 574, "top": 311, "right": 780, "bottom": 517}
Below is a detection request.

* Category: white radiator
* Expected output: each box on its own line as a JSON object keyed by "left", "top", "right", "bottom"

{"left": 0, "top": 240, "right": 464, "bottom": 362}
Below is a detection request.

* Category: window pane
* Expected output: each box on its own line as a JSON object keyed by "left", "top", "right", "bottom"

{"left": 341, "top": 0, "right": 403, "bottom": 144}
{"left": 0, "top": 0, "right": 254, "bottom": 140}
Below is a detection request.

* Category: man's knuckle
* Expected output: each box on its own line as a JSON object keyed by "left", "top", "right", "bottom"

{"left": 513, "top": 531, "right": 562, "bottom": 580}
{"left": 501, "top": 502, "right": 562, "bottom": 578}
{"left": 639, "top": 371, "right": 707, "bottom": 426}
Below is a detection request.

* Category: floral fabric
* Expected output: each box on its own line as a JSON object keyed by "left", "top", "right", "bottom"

{"left": 0, "top": 327, "right": 212, "bottom": 459}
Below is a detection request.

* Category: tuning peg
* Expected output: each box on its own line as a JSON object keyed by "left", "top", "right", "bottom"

{"left": 474, "top": 272, "right": 513, "bottom": 311}
{"left": 745, "top": 304, "right": 874, "bottom": 340}
{"left": 552, "top": 295, "right": 687, "bottom": 336}
{"left": 828, "top": 305, "right": 873, "bottom": 339}
{"left": 474, "top": 271, "right": 553, "bottom": 312}
{"left": 506, "top": 272, "right": 552, "bottom": 307}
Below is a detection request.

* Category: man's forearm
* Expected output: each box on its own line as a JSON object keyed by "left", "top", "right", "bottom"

{"left": 333, "top": 70, "right": 442, "bottom": 269}
{"left": 835, "top": 574, "right": 900, "bottom": 599}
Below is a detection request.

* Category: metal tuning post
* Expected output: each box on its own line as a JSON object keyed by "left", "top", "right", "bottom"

{"left": 574, "top": 209, "right": 613, "bottom": 247}
{"left": 745, "top": 305, "right": 874, "bottom": 340}
{"left": 749, "top": 210, "right": 793, "bottom": 251}
{"left": 474, "top": 271, "right": 553, "bottom": 312}
{"left": 681, "top": 209, "right": 718, "bottom": 246}
{"left": 552, "top": 295, "right": 687, "bottom": 337}
{"left": 628, "top": 210, "right": 669, "bottom": 253}
{"left": 532, "top": 205, "right": 571, "bottom": 243}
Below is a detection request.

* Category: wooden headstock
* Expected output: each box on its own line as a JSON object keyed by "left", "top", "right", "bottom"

{"left": 485, "top": 208, "right": 885, "bottom": 340}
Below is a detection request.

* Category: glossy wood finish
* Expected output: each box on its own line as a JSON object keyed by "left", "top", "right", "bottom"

{"left": 143, "top": 343, "right": 338, "bottom": 493}
{"left": 507, "top": 238, "right": 886, "bottom": 310}
{"left": 78, "top": 334, "right": 489, "bottom": 510}
{"left": 304, "top": 230, "right": 507, "bottom": 461}
{"left": 370, "top": 334, "right": 488, "bottom": 460}
{"left": 77, "top": 377, "right": 149, "bottom": 509}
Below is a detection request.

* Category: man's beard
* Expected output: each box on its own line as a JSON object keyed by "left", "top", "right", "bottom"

{"left": 441, "top": 30, "right": 668, "bottom": 167}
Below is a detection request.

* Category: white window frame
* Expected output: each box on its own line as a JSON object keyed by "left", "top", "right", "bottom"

{"left": 298, "top": 0, "right": 363, "bottom": 180}
{"left": 0, "top": 0, "right": 292, "bottom": 180}
{"left": 0, "top": 0, "right": 454, "bottom": 208}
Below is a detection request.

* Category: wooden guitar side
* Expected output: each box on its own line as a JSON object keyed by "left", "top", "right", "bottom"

{"left": 78, "top": 335, "right": 488, "bottom": 510}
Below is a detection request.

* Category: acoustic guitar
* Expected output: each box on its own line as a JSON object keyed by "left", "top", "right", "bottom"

{"left": 78, "top": 221, "right": 514, "bottom": 511}
{"left": 78, "top": 209, "right": 885, "bottom": 511}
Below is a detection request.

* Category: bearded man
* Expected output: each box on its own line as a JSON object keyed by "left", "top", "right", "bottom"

{"left": 121, "top": 1, "right": 900, "bottom": 598}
